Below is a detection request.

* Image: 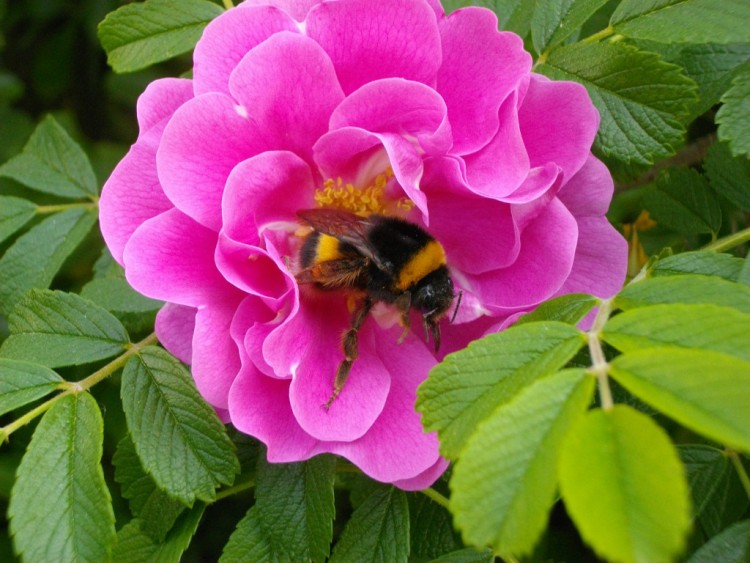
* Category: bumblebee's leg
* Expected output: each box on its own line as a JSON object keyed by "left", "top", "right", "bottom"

{"left": 394, "top": 292, "right": 412, "bottom": 344}
{"left": 424, "top": 317, "right": 441, "bottom": 352}
{"left": 324, "top": 296, "right": 374, "bottom": 410}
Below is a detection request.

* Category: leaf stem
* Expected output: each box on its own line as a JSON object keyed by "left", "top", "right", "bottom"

{"left": 579, "top": 24, "right": 615, "bottom": 45}
{"left": 587, "top": 298, "right": 614, "bottom": 410}
{"left": 420, "top": 486, "right": 450, "bottom": 509}
{"left": 727, "top": 449, "right": 750, "bottom": 500}
{"left": 222, "top": 0, "right": 234, "bottom": 9}
{"left": 701, "top": 226, "right": 750, "bottom": 253}
{"left": 213, "top": 478, "right": 255, "bottom": 502}
{"left": 36, "top": 201, "right": 98, "bottom": 214}
{"left": 0, "top": 332, "right": 157, "bottom": 442}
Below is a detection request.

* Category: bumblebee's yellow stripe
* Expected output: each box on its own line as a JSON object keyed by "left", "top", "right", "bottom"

{"left": 396, "top": 240, "right": 446, "bottom": 290}
{"left": 316, "top": 234, "right": 344, "bottom": 262}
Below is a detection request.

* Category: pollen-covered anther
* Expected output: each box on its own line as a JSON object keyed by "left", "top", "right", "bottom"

{"left": 313, "top": 170, "right": 411, "bottom": 216}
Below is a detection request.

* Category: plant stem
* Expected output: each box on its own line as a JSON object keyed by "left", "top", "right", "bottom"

{"left": 701, "top": 226, "right": 750, "bottom": 253}
{"left": 36, "top": 201, "right": 98, "bottom": 214}
{"left": 222, "top": 0, "right": 234, "bottom": 9}
{"left": 587, "top": 298, "right": 614, "bottom": 410}
{"left": 213, "top": 478, "right": 255, "bottom": 502}
{"left": 0, "top": 333, "right": 157, "bottom": 442}
{"left": 420, "top": 486, "right": 450, "bottom": 509}
{"left": 579, "top": 25, "right": 615, "bottom": 45}
{"left": 727, "top": 450, "right": 750, "bottom": 500}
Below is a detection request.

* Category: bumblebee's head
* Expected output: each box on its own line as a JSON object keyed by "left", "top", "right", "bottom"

{"left": 412, "top": 266, "right": 456, "bottom": 352}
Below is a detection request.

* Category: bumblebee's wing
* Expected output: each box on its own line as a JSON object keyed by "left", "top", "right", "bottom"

{"left": 296, "top": 256, "right": 369, "bottom": 289}
{"left": 297, "top": 208, "right": 392, "bottom": 273}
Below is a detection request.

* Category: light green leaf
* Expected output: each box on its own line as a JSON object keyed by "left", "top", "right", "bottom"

{"left": 717, "top": 66, "right": 750, "bottom": 157}
{"left": 558, "top": 405, "right": 691, "bottom": 563}
{"left": 0, "top": 289, "right": 130, "bottom": 367}
{"left": 611, "top": 0, "right": 750, "bottom": 44}
{"left": 603, "top": 303, "right": 750, "bottom": 361}
{"left": 8, "top": 393, "right": 116, "bottom": 562}
{"left": 704, "top": 141, "right": 750, "bottom": 211}
{"left": 443, "top": 0, "right": 535, "bottom": 35}
{"left": 110, "top": 505, "right": 205, "bottom": 563}
{"left": 0, "top": 115, "right": 97, "bottom": 198}
{"left": 254, "top": 455, "right": 336, "bottom": 561}
{"left": 0, "top": 359, "right": 62, "bottom": 416}
{"left": 531, "top": 0, "right": 609, "bottom": 54}
{"left": 121, "top": 346, "right": 239, "bottom": 505}
{"left": 417, "top": 321, "right": 586, "bottom": 459}
{"left": 687, "top": 519, "right": 750, "bottom": 563}
{"left": 515, "top": 293, "right": 598, "bottom": 325}
{"left": 651, "top": 250, "right": 745, "bottom": 281}
{"left": 408, "top": 493, "right": 459, "bottom": 560}
{"left": 0, "top": 207, "right": 97, "bottom": 314}
{"left": 610, "top": 348, "right": 750, "bottom": 452}
{"left": 644, "top": 168, "right": 721, "bottom": 235}
{"left": 80, "top": 277, "right": 163, "bottom": 314}
{"left": 330, "top": 486, "right": 410, "bottom": 563}
{"left": 98, "top": 0, "right": 224, "bottom": 73}
{"left": 113, "top": 435, "right": 186, "bottom": 543}
{"left": 450, "top": 369, "right": 594, "bottom": 556}
{"left": 221, "top": 506, "right": 281, "bottom": 563}
{"left": 538, "top": 42, "right": 697, "bottom": 165}
{"left": 430, "top": 547, "right": 495, "bottom": 563}
{"left": 0, "top": 196, "right": 35, "bottom": 245}
{"left": 615, "top": 273, "right": 750, "bottom": 313}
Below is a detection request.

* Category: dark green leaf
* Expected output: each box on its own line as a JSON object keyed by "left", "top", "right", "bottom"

{"left": 558, "top": 405, "right": 691, "bottom": 563}
{"left": 113, "top": 435, "right": 185, "bottom": 542}
{"left": 515, "top": 293, "right": 598, "bottom": 325}
{"left": 538, "top": 42, "right": 697, "bottom": 165}
{"left": 121, "top": 346, "right": 239, "bottom": 504}
{"left": 0, "top": 207, "right": 97, "bottom": 314}
{"left": 98, "top": 0, "right": 224, "bottom": 73}
{"left": 603, "top": 303, "right": 750, "bottom": 361}
{"left": 110, "top": 504, "right": 205, "bottom": 563}
{"left": 717, "top": 66, "right": 750, "bottom": 157}
{"left": 442, "top": 0, "right": 535, "bottom": 35}
{"left": 417, "top": 322, "right": 586, "bottom": 459}
{"left": 615, "top": 274, "right": 750, "bottom": 313}
{"left": 429, "top": 547, "right": 494, "bottom": 562}
{"left": 80, "top": 277, "right": 163, "bottom": 314}
{"left": 0, "top": 115, "right": 97, "bottom": 198}
{"left": 221, "top": 506, "right": 280, "bottom": 563}
{"left": 651, "top": 250, "right": 745, "bottom": 281}
{"left": 408, "top": 493, "right": 459, "bottom": 560}
{"left": 330, "top": 486, "right": 410, "bottom": 563}
{"left": 611, "top": 0, "right": 750, "bottom": 43}
{"left": 687, "top": 519, "right": 750, "bottom": 563}
{"left": 610, "top": 348, "right": 750, "bottom": 452}
{"left": 531, "top": 0, "right": 609, "bottom": 54}
{"left": 450, "top": 369, "right": 594, "bottom": 555}
{"left": 0, "top": 359, "right": 62, "bottom": 416}
{"left": 254, "top": 455, "right": 336, "bottom": 561}
{"left": 8, "top": 393, "right": 116, "bottom": 562}
{"left": 644, "top": 168, "right": 721, "bottom": 235}
{"left": 0, "top": 289, "right": 130, "bottom": 367}
{"left": 704, "top": 141, "right": 750, "bottom": 211}
{"left": 0, "top": 196, "right": 35, "bottom": 245}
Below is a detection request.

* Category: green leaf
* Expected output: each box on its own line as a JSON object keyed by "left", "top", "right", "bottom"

{"left": 221, "top": 506, "right": 280, "bottom": 563}
{"left": 651, "top": 250, "right": 745, "bottom": 281}
{"left": 558, "top": 405, "right": 691, "bottom": 563}
{"left": 0, "top": 196, "right": 35, "bottom": 245}
{"left": 687, "top": 519, "right": 750, "bottom": 563}
{"left": 531, "top": 0, "right": 609, "bottom": 54}
{"left": 8, "top": 393, "right": 116, "bottom": 562}
{"left": 515, "top": 293, "right": 598, "bottom": 325}
{"left": 643, "top": 168, "right": 721, "bottom": 235}
{"left": 113, "top": 435, "right": 185, "bottom": 543}
{"left": 0, "top": 359, "right": 62, "bottom": 416}
{"left": 80, "top": 278, "right": 163, "bottom": 314}
{"left": 603, "top": 303, "right": 750, "bottom": 361}
{"left": 430, "top": 547, "right": 495, "bottom": 563}
{"left": 330, "top": 486, "right": 409, "bottom": 563}
{"left": 450, "top": 369, "right": 594, "bottom": 556}
{"left": 417, "top": 321, "right": 586, "bottom": 459}
{"left": 610, "top": 348, "right": 750, "bottom": 452}
{"left": 679, "top": 445, "right": 749, "bottom": 537}
{"left": 717, "top": 66, "right": 750, "bottom": 158}
{"left": 254, "top": 455, "right": 336, "bottom": 561}
{"left": 408, "top": 493, "right": 459, "bottom": 560}
{"left": 443, "top": 0, "right": 535, "bottom": 35}
{"left": 98, "top": 0, "right": 224, "bottom": 73}
{"left": 615, "top": 274, "right": 750, "bottom": 313}
{"left": 611, "top": 0, "right": 750, "bottom": 44}
{"left": 0, "top": 289, "right": 130, "bottom": 367}
{"left": 0, "top": 207, "right": 97, "bottom": 314}
{"left": 121, "top": 346, "right": 239, "bottom": 504}
{"left": 538, "top": 42, "right": 697, "bottom": 165}
{"left": 0, "top": 115, "right": 97, "bottom": 198}
{"left": 704, "top": 141, "right": 750, "bottom": 211}
{"left": 110, "top": 504, "right": 205, "bottom": 563}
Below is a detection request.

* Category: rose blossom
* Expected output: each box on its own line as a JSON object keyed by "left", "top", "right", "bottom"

{"left": 100, "top": 0, "right": 627, "bottom": 489}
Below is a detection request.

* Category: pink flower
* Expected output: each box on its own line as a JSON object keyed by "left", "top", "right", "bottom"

{"left": 100, "top": 0, "right": 627, "bottom": 489}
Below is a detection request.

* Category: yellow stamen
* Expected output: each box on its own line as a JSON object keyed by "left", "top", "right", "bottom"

{"left": 313, "top": 169, "right": 412, "bottom": 216}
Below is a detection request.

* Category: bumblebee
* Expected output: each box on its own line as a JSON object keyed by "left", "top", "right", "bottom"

{"left": 296, "top": 208, "right": 459, "bottom": 409}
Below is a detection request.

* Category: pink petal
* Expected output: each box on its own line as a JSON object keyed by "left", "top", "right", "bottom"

{"left": 437, "top": 7, "right": 531, "bottom": 154}
{"left": 557, "top": 155, "right": 614, "bottom": 217}
{"left": 154, "top": 304, "right": 196, "bottom": 364}
{"left": 191, "top": 291, "right": 245, "bottom": 409}
{"left": 229, "top": 32, "right": 344, "bottom": 167}
{"left": 136, "top": 78, "right": 194, "bottom": 138}
{"left": 230, "top": 295, "right": 280, "bottom": 378}
{"left": 241, "top": 0, "right": 320, "bottom": 21}
{"left": 193, "top": 5, "right": 298, "bottom": 96}
{"left": 99, "top": 128, "right": 173, "bottom": 265}
{"left": 156, "top": 92, "right": 268, "bottom": 231}
{"left": 392, "top": 457, "right": 449, "bottom": 491}
{"left": 306, "top": 0, "right": 442, "bottom": 94}
{"left": 519, "top": 74, "right": 599, "bottom": 183}
{"left": 123, "top": 208, "right": 230, "bottom": 307}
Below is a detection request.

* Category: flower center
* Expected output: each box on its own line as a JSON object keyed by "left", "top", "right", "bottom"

{"left": 313, "top": 168, "right": 414, "bottom": 216}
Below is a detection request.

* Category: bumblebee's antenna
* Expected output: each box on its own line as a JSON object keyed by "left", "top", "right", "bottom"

{"left": 450, "top": 291, "right": 463, "bottom": 323}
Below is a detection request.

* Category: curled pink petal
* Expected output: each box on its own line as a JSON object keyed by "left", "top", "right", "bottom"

{"left": 155, "top": 304, "right": 196, "bottom": 364}
{"left": 136, "top": 78, "right": 194, "bottom": 139}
